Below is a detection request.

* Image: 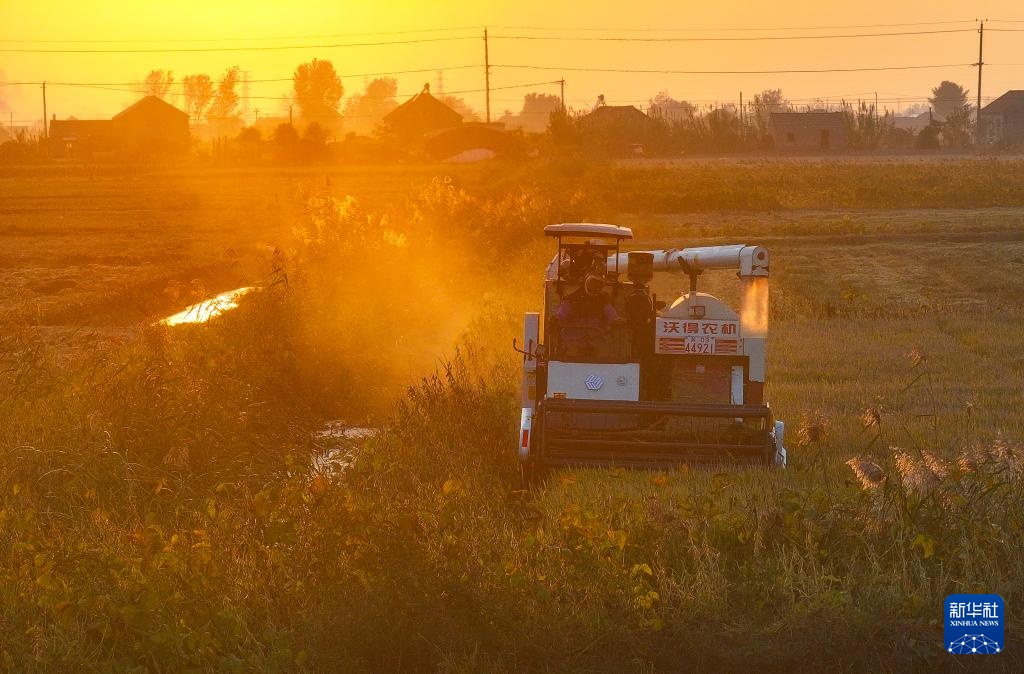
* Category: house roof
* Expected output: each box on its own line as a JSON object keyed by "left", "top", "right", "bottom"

{"left": 584, "top": 105, "right": 650, "bottom": 125}
{"left": 893, "top": 111, "right": 933, "bottom": 130}
{"left": 981, "top": 90, "right": 1024, "bottom": 116}
{"left": 769, "top": 111, "right": 845, "bottom": 133}
{"left": 113, "top": 95, "right": 188, "bottom": 120}
{"left": 383, "top": 84, "right": 462, "bottom": 132}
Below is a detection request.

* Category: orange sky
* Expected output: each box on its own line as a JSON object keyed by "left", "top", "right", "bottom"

{"left": 2, "top": 0, "right": 1022, "bottom": 125}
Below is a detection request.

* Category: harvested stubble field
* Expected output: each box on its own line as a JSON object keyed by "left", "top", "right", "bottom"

{"left": 1, "top": 158, "right": 1023, "bottom": 671}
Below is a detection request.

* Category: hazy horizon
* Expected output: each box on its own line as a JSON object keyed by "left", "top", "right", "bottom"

{"left": 2, "top": 0, "right": 1023, "bottom": 125}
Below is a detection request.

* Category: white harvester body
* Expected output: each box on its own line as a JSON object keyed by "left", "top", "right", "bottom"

{"left": 517, "top": 223, "right": 786, "bottom": 476}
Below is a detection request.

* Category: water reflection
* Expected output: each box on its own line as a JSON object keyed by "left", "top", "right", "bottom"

{"left": 160, "top": 286, "right": 255, "bottom": 326}
{"left": 313, "top": 421, "right": 378, "bottom": 473}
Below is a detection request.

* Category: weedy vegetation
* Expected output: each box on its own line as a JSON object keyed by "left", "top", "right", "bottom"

{"left": 1, "top": 158, "right": 1023, "bottom": 671}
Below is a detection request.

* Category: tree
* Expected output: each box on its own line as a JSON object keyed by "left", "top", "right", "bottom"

{"left": 293, "top": 59, "right": 343, "bottom": 129}
{"left": 647, "top": 91, "right": 695, "bottom": 122}
{"left": 750, "top": 89, "right": 789, "bottom": 138}
{"left": 841, "top": 101, "right": 889, "bottom": 149}
{"left": 207, "top": 67, "right": 242, "bottom": 132}
{"left": 342, "top": 77, "right": 399, "bottom": 135}
{"left": 438, "top": 95, "right": 479, "bottom": 122}
{"left": 498, "top": 93, "right": 562, "bottom": 133}
{"left": 299, "top": 122, "right": 330, "bottom": 162}
{"left": 702, "top": 107, "right": 742, "bottom": 150}
{"left": 237, "top": 126, "right": 261, "bottom": 162}
{"left": 944, "top": 105, "right": 974, "bottom": 149}
{"left": 182, "top": 74, "right": 213, "bottom": 123}
{"left": 272, "top": 123, "right": 299, "bottom": 162}
{"left": 929, "top": 81, "right": 969, "bottom": 121}
{"left": 142, "top": 70, "right": 174, "bottom": 100}
{"left": 915, "top": 125, "right": 940, "bottom": 149}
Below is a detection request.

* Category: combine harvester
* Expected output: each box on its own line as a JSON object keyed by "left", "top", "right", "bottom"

{"left": 516, "top": 223, "right": 786, "bottom": 481}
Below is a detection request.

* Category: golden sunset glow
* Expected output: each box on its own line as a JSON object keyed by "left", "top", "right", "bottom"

{"left": 3, "top": 1, "right": 1024, "bottom": 669}
{"left": 4, "top": 0, "right": 1024, "bottom": 124}
{"left": 159, "top": 286, "right": 255, "bottom": 325}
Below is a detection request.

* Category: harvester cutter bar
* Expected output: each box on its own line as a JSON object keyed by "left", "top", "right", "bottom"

{"left": 538, "top": 399, "right": 774, "bottom": 468}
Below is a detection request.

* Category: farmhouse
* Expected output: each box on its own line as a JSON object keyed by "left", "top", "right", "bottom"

{"left": 113, "top": 96, "right": 190, "bottom": 155}
{"left": 980, "top": 90, "right": 1024, "bottom": 144}
{"left": 49, "top": 96, "right": 190, "bottom": 159}
{"left": 48, "top": 118, "right": 120, "bottom": 158}
{"left": 382, "top": 83, "right": 463, "bottom": 139}
{"left": 769, "top": 111, "right": 846, "bottom": 150}
{"left": 893, "top": 110, "right": 933, "bottom": 133}
{"left": 581, "top": 104, "right": 658, "bottom": 155}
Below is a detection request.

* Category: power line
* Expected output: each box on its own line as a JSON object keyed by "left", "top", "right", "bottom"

{"left": 0, "top": 27, "right": 480, "bottom": 44}
{"left": 490, "top": 20, "right": 976, "bottom": 32}
{"left": 38, "top": 79, "right": 562, "bottom": 101}
{"left": 0, "top": 20, "right": 981, "bottom": 46}
{"left": 0, "top": 36, "right": 476, "bottom": 53}
{"left": 491, "top": 28, "right": 974, "bottom": 42}
{"left": 0, "top": 65, "right": 482, "bottom": 87}
{"left": 495, "top": 63, "right": 973, "bottom": 75}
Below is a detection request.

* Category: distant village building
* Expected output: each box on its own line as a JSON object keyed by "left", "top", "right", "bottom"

{"left": 769, "top": 111, "right": 846, "bottom": 150}
{"left": 382, "top": 84, "right": 463, "bottom": 140}
{"left": 113, "top": 96, "right": 189, "bottom": 154}
{"left": 49, "top": 96, "right": 190, "bottom": 159}
{"left": 581, "top": 104, "right": 657, "bottom": 155}
{"left": 980, "top": 90, "right": 1024, "bottom": 144}
{"left": 379, "top": 84, "right": 520, "bottom": 161}
{"left": 48, "top": 118, "right": 119, "bottom": 158}
{"left": 893, "top": 110, "right": 933, "bottom": 133}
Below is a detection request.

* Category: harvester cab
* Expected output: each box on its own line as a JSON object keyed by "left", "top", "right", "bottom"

{"left": 516, "top": 223, "right": 786, "bottom": 480}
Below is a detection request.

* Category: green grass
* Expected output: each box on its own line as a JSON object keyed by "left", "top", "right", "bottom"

{"left": 1, "top": 159, "right": 1023, "bottom": 670}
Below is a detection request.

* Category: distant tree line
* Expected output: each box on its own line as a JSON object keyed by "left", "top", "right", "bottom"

{"left": 0, "top": 69, "right": 999, "bottom": 165}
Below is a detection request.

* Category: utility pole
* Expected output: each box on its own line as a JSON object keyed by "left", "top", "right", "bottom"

{"left": 42, "top": 81, "right": 48, "bottom": 138}
{"left": 739, "top": 91, "right": 743, "bottom": 131}
{"left": 289, "top": 105, "right": 293, "bottom": 126}
{"left": 976, "top": 20, "right": 985, "bottom": 143}
{"left": 560, "top": 79, "right": 565, "bottom": 110}
{"left": 483, "top": 28, "right": 491, "bottom": 123}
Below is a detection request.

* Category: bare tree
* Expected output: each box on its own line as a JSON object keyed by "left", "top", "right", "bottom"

{"left": 648, "top": 91, "right": 695, "bottom": 122}
{"left": 182, "top": 74, "right": 213, "bottom": 123}
{"left": 293, "top": 59, "right": 344, "bottom": 129}
{"left": 342, "top": 77, "right": 398, "bottom": 135}
{"left": 438, "top": 94, "right": 479, "bottom": 122}
{"left": 499, "top": 93, "right": 561, "bottom": 132}
{"left": 141, "top": 70, "right": 174, "bottom": 100}
{"left": 208, "top": 67, "right": 241, "bottom": 128}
